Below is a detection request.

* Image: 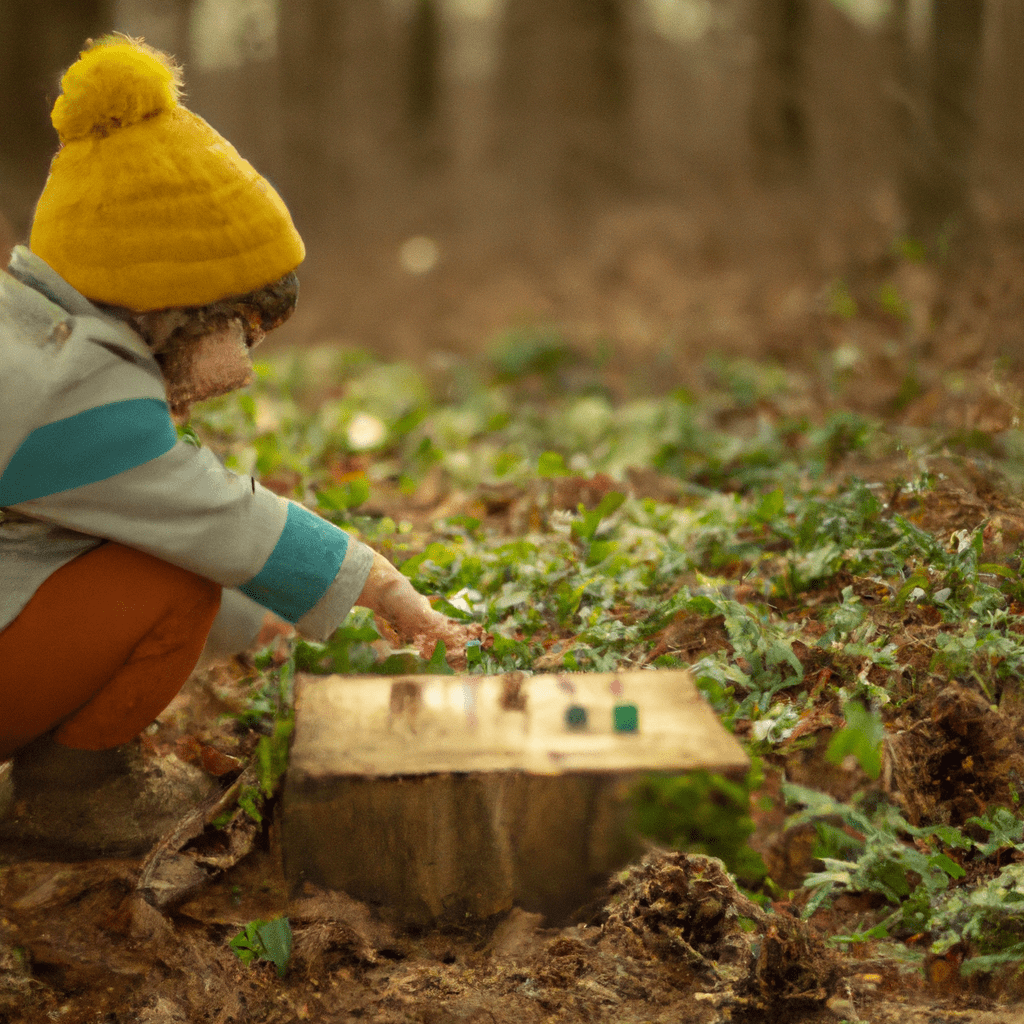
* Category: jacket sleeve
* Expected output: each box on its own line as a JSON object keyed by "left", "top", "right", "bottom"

{"left": 8, "top": 436, "right": 375, "bottom": 641}
{"left": 0, "top": 305, "right": 374, "bottom": 642}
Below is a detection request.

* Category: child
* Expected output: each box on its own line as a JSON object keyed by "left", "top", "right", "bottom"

{"left": 0, "top": 37, "right": 476, "bottom": 851}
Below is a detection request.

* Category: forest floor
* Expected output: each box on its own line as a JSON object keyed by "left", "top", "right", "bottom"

{"left": 4, "top": 200, "right": 1024, "bottom": 1022}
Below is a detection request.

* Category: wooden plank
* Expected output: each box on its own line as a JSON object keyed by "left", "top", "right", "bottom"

{"left": 288, "top": 669, "right": 748, "bottom": 777}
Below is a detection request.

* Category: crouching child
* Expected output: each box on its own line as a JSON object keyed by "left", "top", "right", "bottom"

{"left": 0, "top": 36, "right": 477, "bottom": 854}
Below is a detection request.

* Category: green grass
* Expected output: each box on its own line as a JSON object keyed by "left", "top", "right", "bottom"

{"left": 188, "top": 341, "right": 1024, "bottom": 983}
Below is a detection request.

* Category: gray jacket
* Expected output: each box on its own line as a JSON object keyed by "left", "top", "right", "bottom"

{"left": 0, "top": 246, "right": 373, "bottom": 662}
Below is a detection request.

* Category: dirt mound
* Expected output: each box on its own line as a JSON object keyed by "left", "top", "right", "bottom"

{"left": 888, "top": 684, "right": 1024, "bottom": 827}
{"left": 596, "top": 851, "right": 843, "bottom": 1018}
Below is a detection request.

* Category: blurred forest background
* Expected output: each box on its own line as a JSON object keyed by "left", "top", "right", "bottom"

{"left": 1, "top": 0, "right": 1023, "bottom": 400}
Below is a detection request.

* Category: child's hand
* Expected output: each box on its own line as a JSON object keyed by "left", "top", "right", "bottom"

{"left": 357, "top": 553, "right": 483, "bottom": 670}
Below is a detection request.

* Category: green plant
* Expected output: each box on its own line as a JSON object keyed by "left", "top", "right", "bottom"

{"left": 895, "top": 236, "right": 928, "bottom": 263}
{"left": 826, "top": 700, "right": 884, "bottom": 779}
{"left": 570, "top": 490, "right": 626, "bottom": 556}
{"left": 877, "top": 281, "right": 909, "bottom": 321}
{"left": 290, "top": 614, "right": 383, "bottom": 675}
{"left": 537, "top": 450, "right": 570, "bottom": 478}
{"left": 631, "top": 760, "right": 767, "bottom": 888}
{"left": 787, "top": 784, "right": 1024, "bottom": 972}
{"left": 826, "top": 280, "right": 857, "bottom": 320}
{"left": 176, "top": 422, "right": 202, "bottom": 447}
{"left": 316, "top": 476, "right": 371, "bottom": 513}
{"left": 229, "top": 917, "right": 293, "bottom": 977}
{"left": 488, "top": 326, "right": 572, "bottom": 381}
{"left": 220, "top": 649, "right": 298, "bottom": 826}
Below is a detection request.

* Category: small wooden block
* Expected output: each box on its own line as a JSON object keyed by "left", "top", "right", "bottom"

{"left": 282, "top": 669, "right": 747, "bottom": 925}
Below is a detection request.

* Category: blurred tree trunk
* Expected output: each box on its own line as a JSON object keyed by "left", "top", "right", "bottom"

{"left": 154, "top": 0, "right": 193, "bottom": 66}
{"left": 748, "top": 0, "right": 810, "bottom": 182}
{"left": 406, "top": 0, "right": 444, "bottom": 171}
{"left": 0, "top": 0, "right": 111, "bottom": 233}
{"left": 491, "top": 0, "right": 632, "bottom": 219}
{"left": 891, "top": 0, "right": 985, "bottom": 247}
{"left": 278, "top": 0, "right": 348, "bottom": 217}
{"left": 1001, "top": 2, "right": 1024, "bottom": 167}
{"left": 278, "top": 0, "right": 399, "bottom": 230}
{"left": 984, "top": 0, "right": 1024, "bottom": 169}
{"left": 885, "top": 0, "right": 917, "bottom": 216}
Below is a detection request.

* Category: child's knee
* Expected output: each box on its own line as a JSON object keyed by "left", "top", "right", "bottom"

{"left": 111, "top": 545, "right": 221, "bottom": 627}
{"left": 173, "top": 569, "right": 222, "bottom": 639}
{"left": 187, "top": 571, "right": 222, "bottom": 619}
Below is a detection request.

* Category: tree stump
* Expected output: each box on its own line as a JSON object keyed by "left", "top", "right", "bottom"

{"left": 282, "top": 669, "right": 747, "bottom": 925}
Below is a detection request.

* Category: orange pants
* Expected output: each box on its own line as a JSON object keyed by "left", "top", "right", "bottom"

{"left": 0, "top": 542, "right": 221, "bottom": 760}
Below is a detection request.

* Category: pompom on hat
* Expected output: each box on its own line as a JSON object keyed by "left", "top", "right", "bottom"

{"left": 29, "top": 36, "right": 305, "bottom": 311}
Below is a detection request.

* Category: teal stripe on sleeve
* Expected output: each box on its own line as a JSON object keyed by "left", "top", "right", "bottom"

{"left": 0, "top": 397, "right": 178, "bottom": 506}
{"left": 239, "top": 501, "right": 350, "bottom": 623}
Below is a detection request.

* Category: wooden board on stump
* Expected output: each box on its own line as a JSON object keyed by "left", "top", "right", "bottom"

{"left": 282, "top": 669, "right": 747, "bottom": 925}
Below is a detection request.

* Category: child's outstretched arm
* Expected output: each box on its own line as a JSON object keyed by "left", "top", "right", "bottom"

{"left": 252, "top": 551, "right": 481, "bottom": 670}
{"left": 355, "top": 551, "right": 482, "bottom": 668}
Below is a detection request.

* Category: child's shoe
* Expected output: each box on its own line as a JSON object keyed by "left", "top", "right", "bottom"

{"left": 0, "top": 734, "right": 220, "bottom": 859}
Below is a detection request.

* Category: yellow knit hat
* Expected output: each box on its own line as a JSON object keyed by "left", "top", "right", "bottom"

{"left": 29, "top": 36, "right": 305, "bottom": 311}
